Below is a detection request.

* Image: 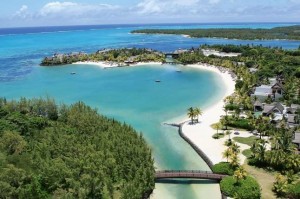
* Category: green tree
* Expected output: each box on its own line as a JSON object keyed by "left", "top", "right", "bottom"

{"left": 187, "top": 107, "right": 195, "bottom": 124}
{"left": 193, "top": 107, "right": 202, "bottom": 123}
{"left": 233, "top": 166, "right": 247, "bottom": 184}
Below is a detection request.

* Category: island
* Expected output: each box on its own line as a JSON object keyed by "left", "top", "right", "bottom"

{"left": 40, "top": 48, "right": 165, "bottom": 66}
{"left": 131, "top": 25, "right": 300, "bottom": 40}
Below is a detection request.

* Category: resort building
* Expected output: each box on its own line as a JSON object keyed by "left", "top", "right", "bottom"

{"left": 251, "top": 78, "right": 284, "bottom": 101}
{"left": 251, "top": 85, "right": 273, "bottom": 101}
{"left": 253, "top": 100, "right": 264, "bottom": 112}
{"left": 262, "top": 102, "right": 285, "bottom": 116}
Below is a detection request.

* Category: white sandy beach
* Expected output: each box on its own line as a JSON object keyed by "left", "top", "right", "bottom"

{"left": 73, "top": 61, "right": 162, "bottom": 68}
{"left": 180, "top": 63, "right": 252, "bottom": 165}
{"left": 72, "top": 61, "right": 119, "bottom": 68}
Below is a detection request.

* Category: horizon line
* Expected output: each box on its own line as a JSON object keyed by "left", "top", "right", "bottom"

{"left": 1, "top": 21, "right": 300, "bottom": 30}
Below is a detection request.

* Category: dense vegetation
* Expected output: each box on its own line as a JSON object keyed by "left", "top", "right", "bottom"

{"left": 220, "top": 176, "right": 261, "bottom": 199}
{"left": 178, "top": 45, "right": 300, "bottom": 197}
{"left": 41, "top": 48, "right": 165, "bottom": 66}
{"left": 177, "top": 44, "right": 300, "bottom": 105}
{"left": 132, "top": 25, "right": 300, "bottom": 40}
{"left": 212, "top": 162, "right": 235, "bottom": 175}
{"left": 218, "top": 140, "right": 261, "bottom": 198}
{"left": 0, "top": 98, "right": 155, "bottom": 198}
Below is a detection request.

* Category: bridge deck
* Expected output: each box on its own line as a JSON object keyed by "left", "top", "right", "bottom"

{"left": 155, "top": 170, "right": 227, "bottom": 181}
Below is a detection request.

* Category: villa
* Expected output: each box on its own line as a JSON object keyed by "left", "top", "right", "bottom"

{"left": 253, "top": 99, "right": 300, "bottom": 127}
{"left": 251, "top": 85, "right": 273, "bottom": 101}
{"left": 262, "top": 102, "right": 285, "bottom": 116}
{"left": 251, "top": 77, "right": 284, "bottom": 101}
{"left": 253, "top": 100, "right": 264, "bottom": 111}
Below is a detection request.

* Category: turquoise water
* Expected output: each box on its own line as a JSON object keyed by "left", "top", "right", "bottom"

{"left": 2, "top": 63, "right": 224, "bottom": 198}
{"left": 1, "top": 23, "right": 300, "bottom": 198}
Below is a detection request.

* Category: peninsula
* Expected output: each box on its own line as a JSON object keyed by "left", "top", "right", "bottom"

{"left": 131, "top": 25, "right": 300, "bottom": 40}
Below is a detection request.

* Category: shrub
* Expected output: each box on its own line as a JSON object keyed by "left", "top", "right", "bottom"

{"left": 225, "top": 104, "right": 240, "bottom": 111}
{"left": 212, "top": 162, "right": 235, "bottom": 175}
{"left": 220, "top": 176, "right": 261, "bottom": 199}
{"left": 287, "top": 182, "right": 300, "bottom": 199}
{"left": 212, "top": 133, "right": 225, "bottom": 139}
{"left": 228, "top": 119, "right": 252, "bottom": 130}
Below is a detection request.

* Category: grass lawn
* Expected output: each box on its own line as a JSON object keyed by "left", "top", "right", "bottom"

{"left": 212, "top": 133, "right": 225, "bottom": 139}
{"left": 242, "top": 149, "right": 252, "bottom": 158}
{"left": 233, "top": 136, "right": 258, "bottom": 146}
{"left": 244, "top": 164, "right": 277, "bottom": 199}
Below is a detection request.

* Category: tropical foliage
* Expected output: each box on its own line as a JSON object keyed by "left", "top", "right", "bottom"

{"left": 220, "top": 176, "right": 261, "bottom": 199}
{"left": 249, "top": 127, "right": 300, "bottom": 173}
{"left": 132, "top": 25, "right": 300, "bottom": 40}
{"left": 41, "top": 48, "right": 165, "bottom": 66}
{"left": 0, "top": 97, "right": 155, "bottom": 199}
{"left": 187, "top": 107, "right": 202, "bottom": 124}
{"left": 212, "top": 162, "right": 235, "bottom": 175}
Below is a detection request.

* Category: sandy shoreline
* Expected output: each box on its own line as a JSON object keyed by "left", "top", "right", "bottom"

{"left": 179, "top": 64, "right": 252, "bottom": 165}
{"left": 72, "top": 61, "right": 162, "bottom": 68}
{"left": 152, "top": 63, "right": 238, "bottom": 199}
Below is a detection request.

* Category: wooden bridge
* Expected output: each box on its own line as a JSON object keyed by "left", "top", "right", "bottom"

{"left": 164, "top": 52, "right": 179, "bottom": 58}
{"left": 155, "top": 170, "right": 227, "bottom": 181}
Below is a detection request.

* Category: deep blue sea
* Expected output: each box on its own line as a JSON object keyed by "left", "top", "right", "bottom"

{"left": 0, "top": 23, "right": 299, "bottom": 199}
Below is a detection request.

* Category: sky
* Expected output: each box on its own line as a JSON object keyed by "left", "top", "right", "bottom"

{"left": 0, "top": 0, "right": 299, "bottom": 28}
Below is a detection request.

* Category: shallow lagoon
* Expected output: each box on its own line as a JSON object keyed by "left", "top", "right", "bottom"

{"left": 1, "top": 63, "right": 225, "bottom": 198}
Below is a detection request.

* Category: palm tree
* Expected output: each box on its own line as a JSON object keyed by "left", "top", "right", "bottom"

{"left": 230, "top": 143, "right": 241, "bottom": 154}
{"left": 230, "top": 153, "right": 240, "bottom": 168}
{"left": 223, "top": 148, "right": 232, "bottom": 162}
{"left": 187, "top": 107, "right": 195, "bottom": 124}
{"left": 251, "top": 139, "right": 267, "bottom": 163}
{"left": 193, "top": 107, "right": 202, "bottom": 123}
{"left": 234, "top": 166, "right": 247, "bottom": 184}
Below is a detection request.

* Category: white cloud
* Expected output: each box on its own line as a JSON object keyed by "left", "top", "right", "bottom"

{"left": 208, "top": 0, "right": 221, "bottom": 4}
{"left": 7, "top": 0, "right": 300, "bottom": 27}
{"left": 136, "top": 0, "right": 200, "bottom": 15}
{"left": 39, "top": 1, "right": 120, "bottom": 18}
{"left": 14, "top": 5, "right": 30, "bottom": 19}
{"left": 136, "top": 0, "right": 163, "bottom": 14}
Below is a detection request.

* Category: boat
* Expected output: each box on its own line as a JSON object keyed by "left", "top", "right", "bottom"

{"left": 155, "top": 80, "right": 161, "bottom": 83}
{"left": 176, "top": 70, "right": 182, "bottom": 73}
{"left": 70, "top": 72, "right": 76, "bottom": 75}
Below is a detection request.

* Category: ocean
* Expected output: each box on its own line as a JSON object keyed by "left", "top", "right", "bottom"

{"left": 0, "top": 23, "right": 299, "bottom": 199}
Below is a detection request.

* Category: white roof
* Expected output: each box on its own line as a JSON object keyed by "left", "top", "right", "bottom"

{"left": 254, "top": 85, "right": 272, "bottom": 96}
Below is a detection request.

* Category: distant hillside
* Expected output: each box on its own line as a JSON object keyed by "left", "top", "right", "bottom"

{"left": 131, "top": 25, "right": 300, "bottom": 40}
